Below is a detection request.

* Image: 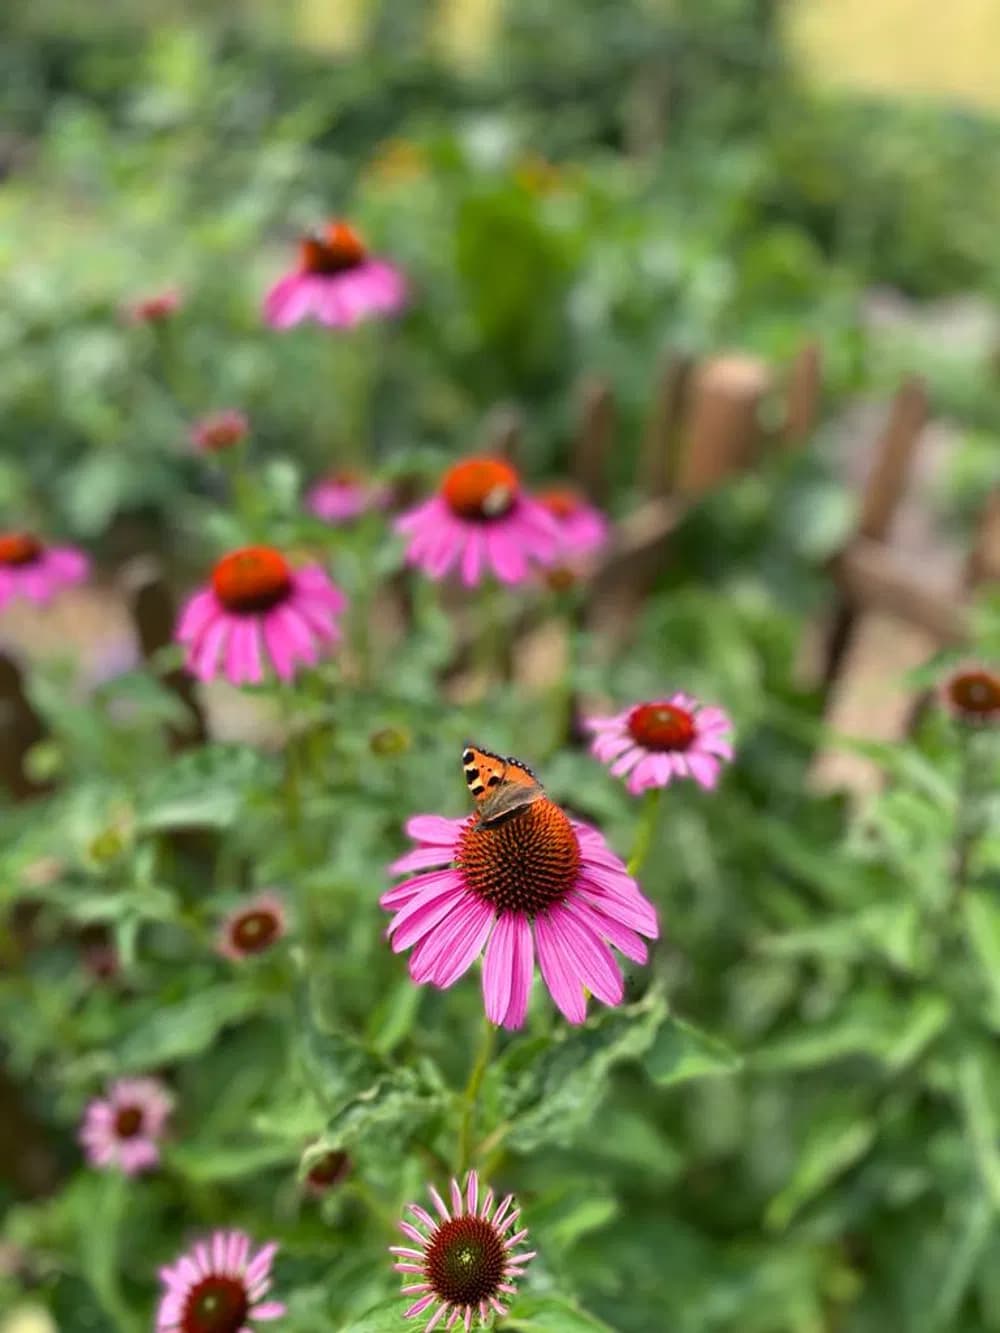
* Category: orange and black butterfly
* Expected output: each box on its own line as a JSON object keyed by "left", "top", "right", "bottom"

{"left": 462, "top": 744, "right": 544, "bottom": 827}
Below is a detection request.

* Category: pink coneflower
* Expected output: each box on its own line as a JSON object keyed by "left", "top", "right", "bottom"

{"left": 391, "top": 1171, "right": 535, "bottom": 1330}
{"left": 79, "top": 1077, "right": 173, "bottom": 1176}
{"left": 157, "top": 1230, "right": 285, "bottom": 1333}
{"left": 0, "top": 532, "right": 89, "bottom": 610}
{"left": 263, "top": 220, "right": 406, "bottom": 329}
{"left": 175, "top": 547, "right": 346, "bottom": 684}
{"left": 217, "top": 892, "right": 288, "bottom": 961}
{"left": 191, "top": 410, "right": 250, "bottom": 454}
{"left": 536, "top": 485, "right": 609, "bottom": 559}
{"left": 302, "top": 1147, "right": 351, "bottom": 1196}
{"left": 382, "top": 802, "right": 658, "bottom": 1027}
{"left": 587, "top": 694, "right": 734, "bottom": 795}
{"left": 125, "top": 289, "right": 182, "bottom": 324}
{"left": 394, "top": 457, "right": 561, "bottom": 587}
{"left": 306, "top": 469, "right": 389, "bottom": 524}
{"left": 941, "top": 664, "right": 1000, "bottom": 726}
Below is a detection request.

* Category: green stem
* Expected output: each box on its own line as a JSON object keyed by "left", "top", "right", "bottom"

{"left": 951, "top": 729, "right": 979, "bottom": 906}
{"left": 458, "top": 1014, "right": 496, "bottom": 1174}
{"left": 627, "top": 786, "right": 662, "bottom": 877}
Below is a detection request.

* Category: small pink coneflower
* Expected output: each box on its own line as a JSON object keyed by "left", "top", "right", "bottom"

{"left": 306, "top": 469, "right": 389, "bottom": 525}
{"left": 536, "top": 485, "right": 609, "bottom": 559}
{"left": 125, "top": 289, "right": 182, "bottom": 324}
{"left": 391, "top": 1171, "right": 535, "bottom": 1331}
{"left": 217, "top": 892, "right": 288, "bottom": 961}
{"left": 0, "top": 532, "right": 89, "bottom": 610}
{"left": 176, "top": 547, "right": 346, "bottom": 684}
{"left": 263, "top": 220, "right": 406, "bottom": 330}
{"left": 382, "top": 801, "right": 658, "bottom": 1028}
{"left": 79, "top": 1077, "right": 173, "bottom": 1176}
{"left": 157, "top": 1230, "right": 285, "bottom": 1333}
{"left": 941, "top": 663, "right": 1000, "bottom": 726}
{"left": 587, "top": 694, "right": 734, "bottom": 795}
{"left": 191, "top": 410, "right": 250, "bottom": 454}
{"left": 394, "top": 457, "right": 561, "bottom": 587}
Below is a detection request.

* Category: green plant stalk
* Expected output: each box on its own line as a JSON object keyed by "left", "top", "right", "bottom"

{"left": 458, "top": 1013, "right": 496, "bottom": 1174}
{"left": 627, "top": 785, "right": 662, "bottom": 877}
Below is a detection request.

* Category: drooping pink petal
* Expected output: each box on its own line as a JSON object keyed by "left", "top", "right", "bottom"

{"left": 534, "top": 911, "right": 587, "bottom": 1024}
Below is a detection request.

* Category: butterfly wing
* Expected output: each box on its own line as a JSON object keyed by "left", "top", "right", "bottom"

{"left": 462, "top": 744, "right": 544, "bottom": 826}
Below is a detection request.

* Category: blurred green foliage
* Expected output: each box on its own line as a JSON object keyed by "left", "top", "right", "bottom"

{"left": 2, "top": 4, "right": 1000, "bottom": 1333}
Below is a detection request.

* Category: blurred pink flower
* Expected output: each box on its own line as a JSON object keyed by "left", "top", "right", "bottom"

{"left": 263, "top": 220, "right": 406, "bottom": 329}
{"left": 536, "top": 485, "right": 609, "bottom": 559}
{"left": 175, "top": 546, "right": 346, "bottom": 684}
{"left": 306, "top": 469, "right": 389, "bottom": 525}
{"left": 0, "top": 532, "right": 89, "bottom": 610}
{"left": 391, "top": 1170, "right": 535, "bottom": 1330}
{"left": 382, "top": 801, "right": 658, "bottom": 1028}
{"left": 587, "top": 694, "right": 734, "bottom": 795}
{"left": 394, "top": 456, "right": 561, "bottom": 587}
{"left": 157, "top": 1230, "right": 285, "bottom": 1333}
{"left": 124, "top": 288, "right": 182, "bottom": 324}
{"left": 79, "top": 1077, "right": 173, "bottom": 1176}
{"left": 191, "top": 410, "right": 250, "bottom": 454}
{"left": 217, "top": 892, "right": 288, "bottom": 961}
{"left": 941, "top": 662, "right": 1000, "bottom": 726}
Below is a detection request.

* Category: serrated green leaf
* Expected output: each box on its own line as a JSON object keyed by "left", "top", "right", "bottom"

{"left": 301, "top": 1024, "right": 387, "bottom": 1113}
{"left": 320, "top": 1067, "right": 445, "bottom": 1153}
{"left": 643, "top": 1016, "right": 741, "bottom": 1086}
{"left": 504, "top": 1293, "right": 617, "bottom": 1332}
{"left": 502, "top": 990, "right": 666, "bottom": 1153}
{"left": 116, "top": 984, "right": 262, "bottom": 1069}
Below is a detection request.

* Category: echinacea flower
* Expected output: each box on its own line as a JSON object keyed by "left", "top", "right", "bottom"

{"left": 191, "top": 410, "right": 250, "bottom": 454}
{"left": 217, "top": 892, "right": 288, "bottom": 961}
{"left": 79, "top": 1077, "right": 173, "bottom": 1176}
{"left": 391, "top": 1171, "right": 534, "bottom": 1330}
{"left": 125, "top": 289, "right": 182, "bottom": 324}
{"left": 536, "top": 485, "right": 609, "bottom": 559}
{"left": 0, "top": 532, "right": 89, "bottom": 610}
{"left": 394, "top": 457, "right": 561, "bottom": 587}
{"left": 302, "top": 1147, "right": 351, "bottom": 1196}
{"left": 157, "top": 1230, "right": 285, "bottom": 1333}
{"left": 176, "top": 547, "right": 346, "bottom": 684}
{"left": 941, "top": 664, "right": 1000, "bottom": 726}
{"left": 306, "top": 469, "right": 389, "bottom": 525}
{"left": 587, "top": 694, "right": 734, "bottom": 795}
{"left": 263, "top": 220, "right": 406, "bottom": 330}
{"left": 382, "top": 802, "right": 658, "bottom": 1027}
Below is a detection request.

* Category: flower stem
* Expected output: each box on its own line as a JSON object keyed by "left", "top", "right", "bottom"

{"left": 951, "top": 728, "right": 980, "bottom": 905}
{"left": 458, "top": 1014, "right": 496, "bottom": 1174}
{"left": 627, "top": 786, "right": 662, "bottom": 877}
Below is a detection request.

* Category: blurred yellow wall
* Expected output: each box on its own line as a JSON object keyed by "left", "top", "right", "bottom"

{"left": 787, "top": 0, "right": 1000, "bottom": 110}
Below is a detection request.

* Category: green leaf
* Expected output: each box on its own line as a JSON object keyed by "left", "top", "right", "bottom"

{"left": 166, "top": 1139, "right": 299, "bottom": 1183}
{"left": 502, "top": 990, "right": 667, "bottom": 1153}
{"left": 750, "top": 990, "right": 951, "bottom": 1074}
{"left": 765, "top": 1113, "right": 877, "bottom": 1230}
{"left": 73, "top": 1174, "right": 140, "bottom": 1332}
{"left": 138, "top": 745, "right": 268, "bottom": 831}
{"left": 504, "top": 1293, "right": 617, "bottom": 1332}
{"left": 301, "top": 1024, "right": 388, "bottom": 1113}
{"left": 957, "top": 1050, "right": 1000, "bottom": 1208}
{"left": 116, "top": 984, "right": 262, "bottom": 1069}
{"left": 915, "top": 1191, "right": 995, "bottom": 1333}
{"left": 643, "top": 1016, "right": 741, "bottom": 1086}
{"left": 320, "top": 1066, "right": 446, "bottom": 1154}
{"left": 337, "top": 1298, "right": 406, "bottom": 1333}
{"left": 963, "top": 890, "right": 1000, "bottom": 1027}
{"left": 756, "top": 901, "right": 925, "bottom": 973}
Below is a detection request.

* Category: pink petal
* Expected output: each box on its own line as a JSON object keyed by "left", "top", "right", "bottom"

{"left": 485, "top": 525, "right": 527, "bottom": 584}
{"left": 405, "top": 815, "right": 465, "bottom": 846}
{"left": 565, "top": 897, "right": 649, "bottom": 964}
{"left": 430, "top": 899, "right": 493, "bottom": 988}
{"left": 546, "top": 904, "right": 624, "bottom": 1007}
{"left": 389, "top": 886, "right": 469, "bottom": 952}
{"left": 388, "top": 846, "right": 455, "bottom": 876}
{"left": 535, "top": 913, "right": 587, "bottom": 1024}
{"left": 482, "top": 913, "right": 516, "bottom": 1025}
{"left": 685, "top": 751, "right": 720, "bottom": 790}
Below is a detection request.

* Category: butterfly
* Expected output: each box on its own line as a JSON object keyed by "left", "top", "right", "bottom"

{"left": 462, "top": 744, "right": 544, "bottom": 827}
